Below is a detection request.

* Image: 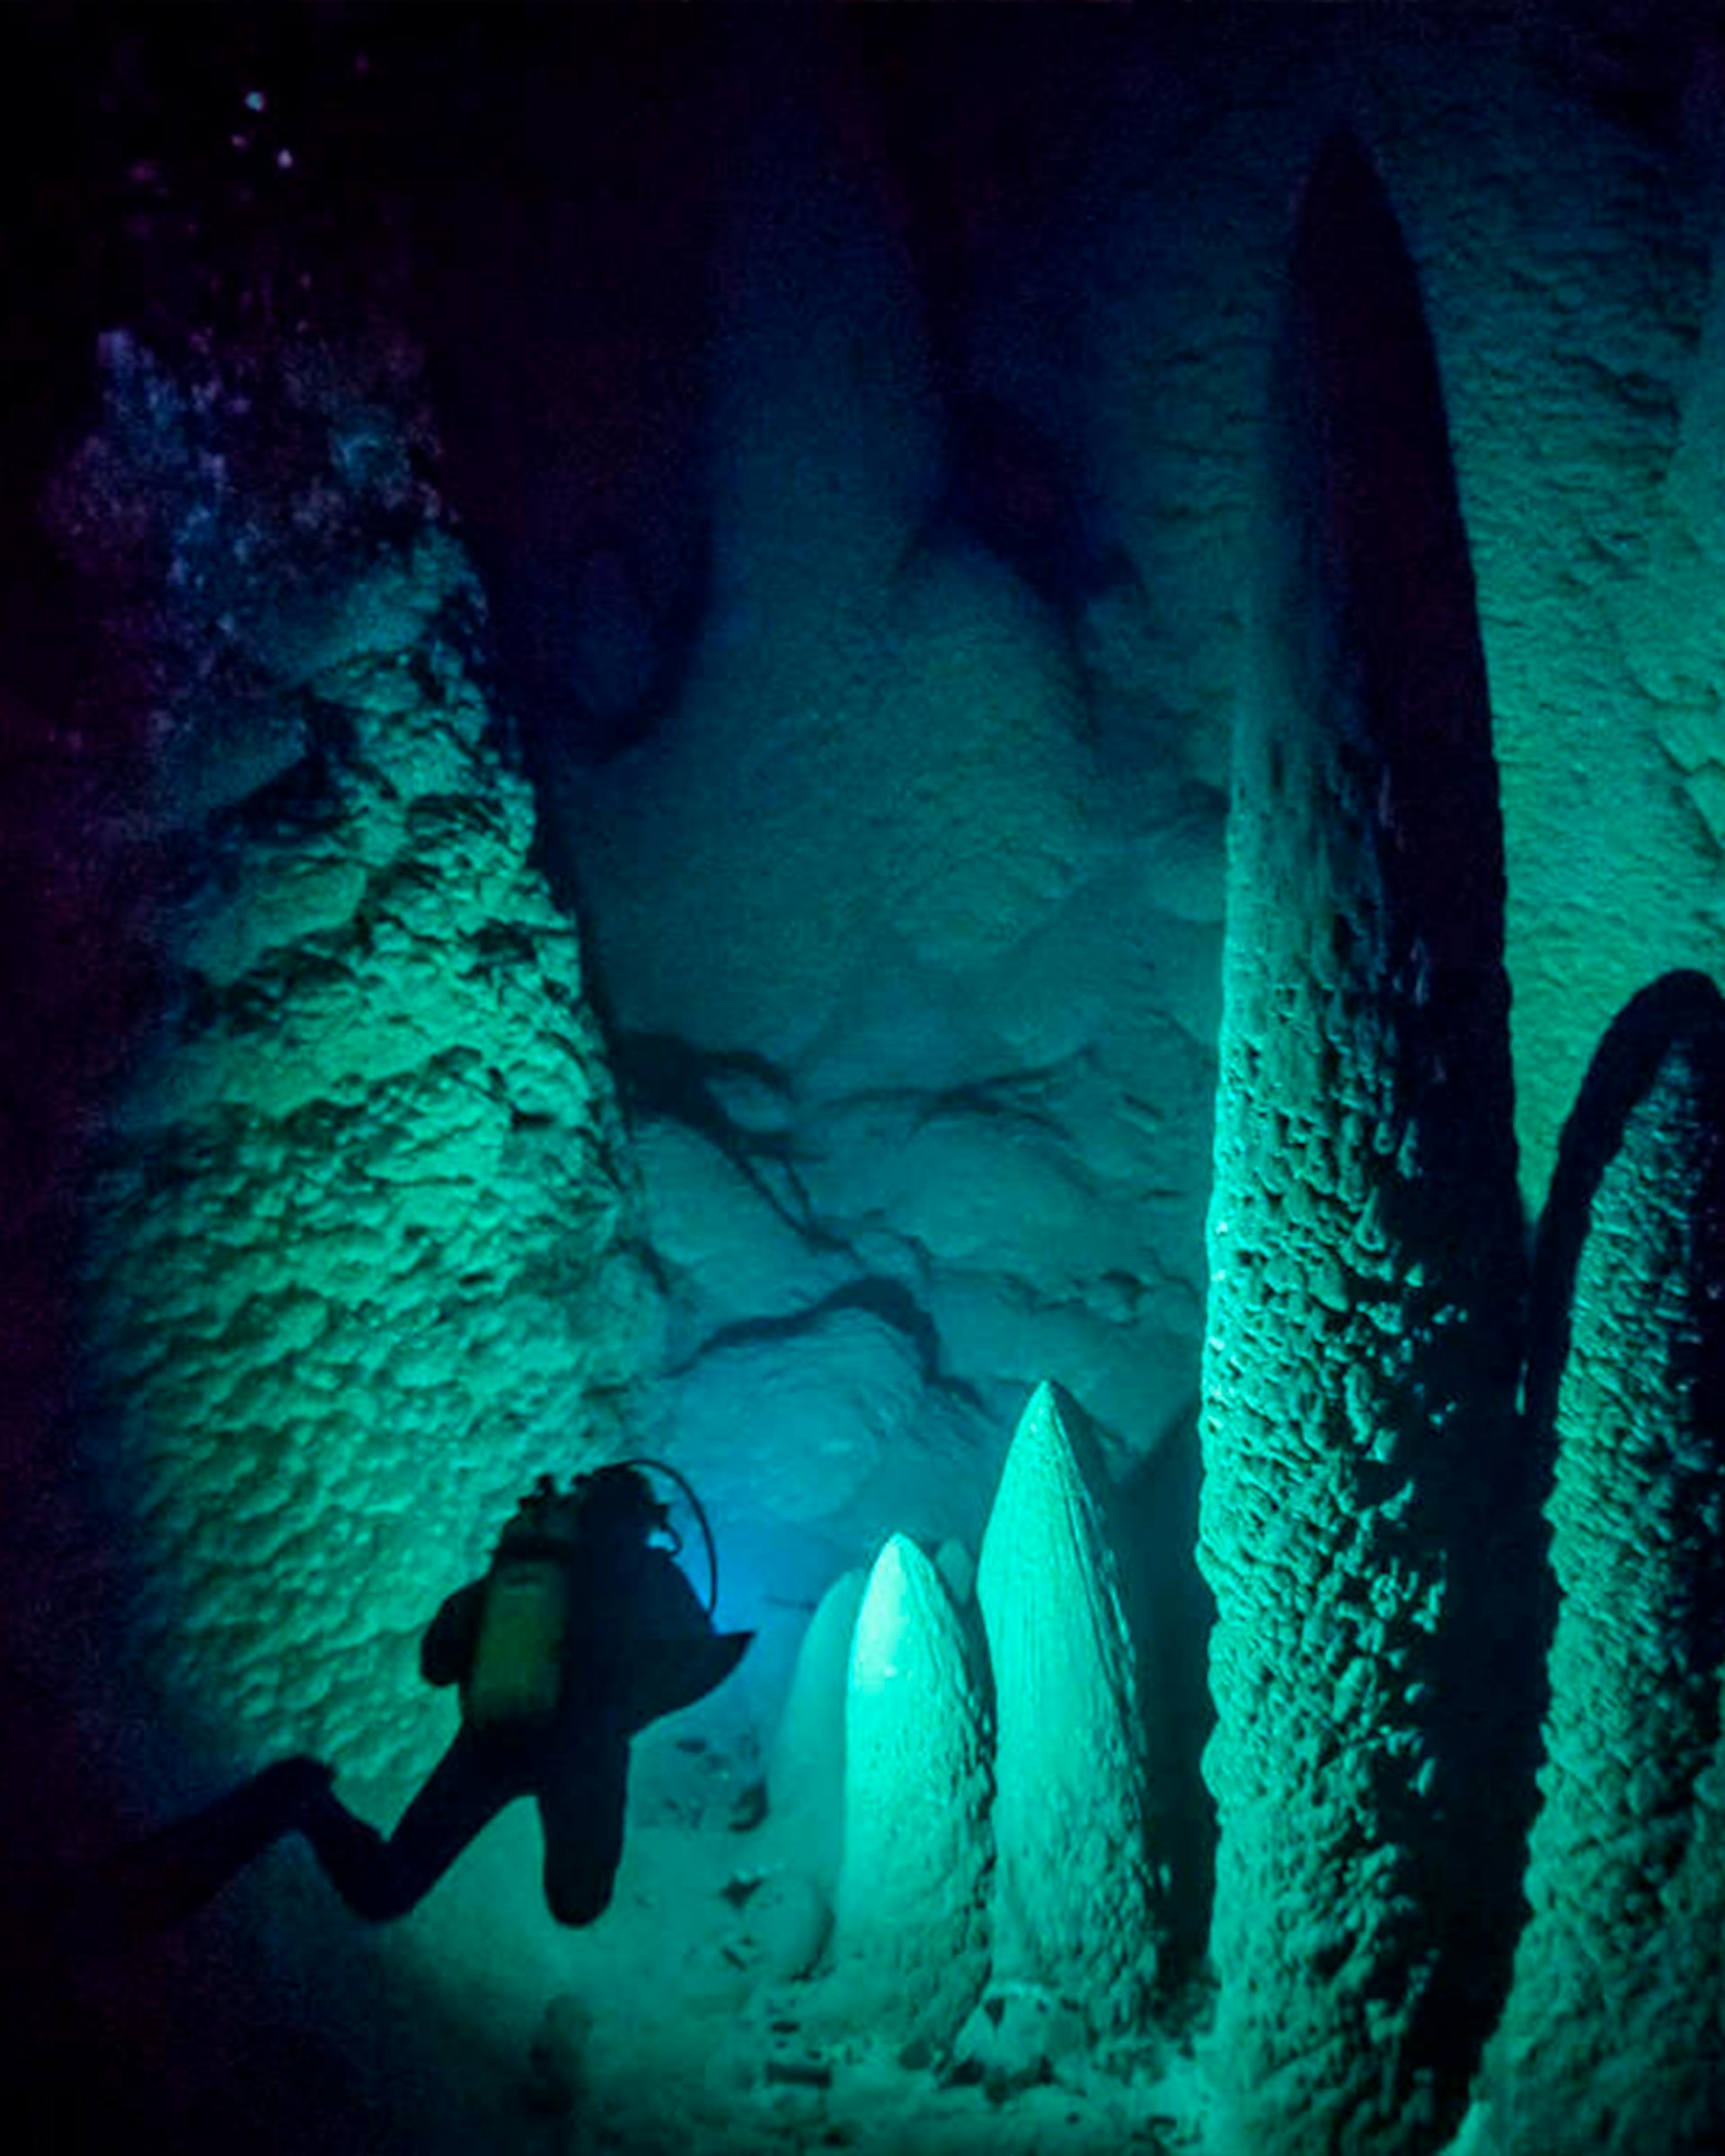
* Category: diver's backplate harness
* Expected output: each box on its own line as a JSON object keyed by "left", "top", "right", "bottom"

{"left": 460, "top": 1459, "right": 719, "bottom": 1736}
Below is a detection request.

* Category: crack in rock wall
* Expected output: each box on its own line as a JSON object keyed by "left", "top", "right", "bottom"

{"left": 558, "top": 27, "right": 1221, "bottom": 1629}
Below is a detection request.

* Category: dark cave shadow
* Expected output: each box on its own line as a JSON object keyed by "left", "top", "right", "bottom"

{"left": 3, "top": 1568, "right": 539, "bottom": 2156}
{"left": 1110, "top": 1398, "right": 1216, "bottom": 1987}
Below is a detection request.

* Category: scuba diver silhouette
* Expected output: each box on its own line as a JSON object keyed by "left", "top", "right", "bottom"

{"left": 109, "top": 1462, "right": 750, "bottom": 1931}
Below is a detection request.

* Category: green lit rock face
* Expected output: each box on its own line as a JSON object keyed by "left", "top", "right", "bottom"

{"left": 72, "top": 340, "right": 657, "bottom": 1794}
{"left": 1199, "top": 139, "right": 1528, "bottom": 2156}
{"left": 976, "top": 1381, "right": 1162, "bottom": 2033}
{"left": 1473, "top": 975, "right": 1725, "bottom": 2153}
{"left": 831, "top": 1533, "right": 991, "bottom": 2047}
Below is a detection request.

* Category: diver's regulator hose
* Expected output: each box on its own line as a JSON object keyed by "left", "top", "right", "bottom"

{"left": 615, "top": 1456, "right": 721, "bottom": 1618}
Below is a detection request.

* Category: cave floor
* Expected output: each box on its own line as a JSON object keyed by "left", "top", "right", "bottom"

{"left": 510, "top": 1787, "right": 1210, "bottom": 2156}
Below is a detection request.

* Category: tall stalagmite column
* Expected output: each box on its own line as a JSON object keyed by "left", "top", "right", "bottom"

{"left": 1199, "top": 136, "right": 1529, "bottom": 2156}
{"left": 1474, "top": 972, "right": 1725, "bottom": 2152}
{"left": 977, "top": 1380, "right": 1163, "bottom": 2032}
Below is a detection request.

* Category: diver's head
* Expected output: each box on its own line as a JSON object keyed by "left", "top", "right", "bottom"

{"left": 574, "top": 1463, "right": 669, "bottom": 1543}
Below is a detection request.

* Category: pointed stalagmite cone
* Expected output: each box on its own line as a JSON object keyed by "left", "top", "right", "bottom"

{"left": 1473, "top": 972, "right": 1725, "bottom": 2153}
{"left": 1199, "top": 132, "right": 1529, "bottom": 2156}
{"left": 767, "top": 1566, "right": 866, "bottom": 1904}
{"left": 976, "top": 1381, "right": 1162, "bottom": 2033}
{"left": 830, "top": 1533, "right": 991, "bottom": 2046}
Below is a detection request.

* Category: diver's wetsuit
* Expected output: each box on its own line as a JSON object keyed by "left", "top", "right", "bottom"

{"left": 97, "top": 1504, "right": 749, "bottom": 1936}
{"left": 296, "top": 1532, "right": 741, "bottom": 1925}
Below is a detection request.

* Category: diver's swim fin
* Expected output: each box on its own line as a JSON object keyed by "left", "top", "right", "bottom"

{"left": 72, "top": 1757, "right": 334, "bottom": 1940}
{"left": 623, "top": 1631, "right": 752, "bottom": 1732}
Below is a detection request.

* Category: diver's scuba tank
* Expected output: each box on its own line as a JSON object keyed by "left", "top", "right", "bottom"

{"left": 459, "top": 1460, "right": 717, "bottom": 1736}
{"left": 461, "top": 1476, "right": 582, "bottom": 1734}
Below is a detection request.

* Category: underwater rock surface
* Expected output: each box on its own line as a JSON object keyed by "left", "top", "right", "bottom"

{"left": 63, "top": 336, "right": 657, "bottom": 1788}
{"left": 555, "top": 27, "right": 1219, "bottom": 1579}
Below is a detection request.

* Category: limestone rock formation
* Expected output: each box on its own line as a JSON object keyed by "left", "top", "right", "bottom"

{"left": 830, "top": 1533, "right": 991, "bottom": 2046}
{"left": 65, "top": 333, "right": 658, "bottom": 1791}
{"left": 1472, "top": 972, "right": 1725, "bottom": 2152}
{"left": 1199, "top": 136, "right": 1530, "bottom": 2155}
{"left": 976, "top": 1380, "right": 1161, "bottom": 2033}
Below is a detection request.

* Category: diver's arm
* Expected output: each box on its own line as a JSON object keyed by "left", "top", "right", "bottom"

{"left": 420, "top": 1579, "right": 485, "bottom": 1685}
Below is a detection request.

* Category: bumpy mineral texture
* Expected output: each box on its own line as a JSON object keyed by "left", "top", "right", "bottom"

{"left": 1199, "top": 136, "right": 1530, "bottom": 2156}
{"left": 1473, "top": 972, "right": 1725, "bottom": 2153}
{"left": 66, "top": 335, "right": 657, "bottom": 1793}
{"left": 976, "top": 1380, "right": 1162, "bottom": 2033}
{"left": 831, "top": 1533, "right": 991, "bottom": 2047}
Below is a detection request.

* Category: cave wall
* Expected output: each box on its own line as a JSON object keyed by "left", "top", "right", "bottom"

{"left": 50, "top": 331, "right": 659, "bottom": 1802}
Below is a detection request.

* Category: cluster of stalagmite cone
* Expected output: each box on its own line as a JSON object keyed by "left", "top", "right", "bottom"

{"left": 774, "top": 1378, "right": 1164, "bottom": 2051}
{"left": 768, "top": 145, "right": 1725, "bottom": 2144}
{"left": 1199, "top": 127, "right": 1725, "bottom": 2156}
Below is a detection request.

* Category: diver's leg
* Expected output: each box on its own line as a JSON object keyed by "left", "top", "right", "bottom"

{"left": 298, "top": 1731, "right": 526, "bottom": 1921}
{"left": 536, "top": 1727, "right": 632, "bottom": 1927}
{"left": 73, "top": 1757, "right": 337, "bottom": 1938}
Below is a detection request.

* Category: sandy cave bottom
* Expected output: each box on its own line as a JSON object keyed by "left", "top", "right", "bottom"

{"left": 274, "top": 1707, "right": 1210, "bottom": 2156}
